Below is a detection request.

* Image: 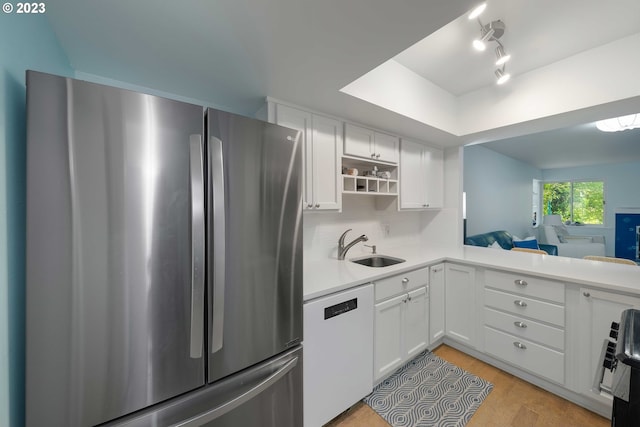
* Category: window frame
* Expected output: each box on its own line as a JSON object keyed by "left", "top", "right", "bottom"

{"left": 539, "top": 179, "right": 606, "bottom": 226}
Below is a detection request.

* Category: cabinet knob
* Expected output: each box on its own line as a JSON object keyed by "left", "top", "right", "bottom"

{"left": 370, "top": 153, "right": 376, "bottom": 158}
{"left": 402, "top": 277, "right": 409, "bottom": 284}
{"left": 376, "top": 154, "right": 380, "bottom": 159}
{"left": 306, "top": 203, "right": 313, "bottom": 208}
{"left": 315, "top": 203, "right": 320, "bottom": 208}
{"left": 514, "top": 279, "right": 528, "bottom": 286}
{"left": 514, "top": 300, "right": 527, "bottom": 307}
{"left": 583, "top": 292, "right": 591, "bottom": 297}
{"left": 514, "top": 321, "right": 527, "bottom": 328}
{"left": 513, "top": 342, "right": 527, "bottom": 350}
{"left": 407, "top": 295, "right": 412, "bottom": 301}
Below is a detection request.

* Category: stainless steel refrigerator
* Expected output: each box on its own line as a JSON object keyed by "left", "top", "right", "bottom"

{"left": 25, "top": 71, "right": 303, "bottom": 427}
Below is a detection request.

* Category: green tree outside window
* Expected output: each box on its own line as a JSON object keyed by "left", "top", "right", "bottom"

{"left": 543, "top": 181, "right": 604, "bottom": 225}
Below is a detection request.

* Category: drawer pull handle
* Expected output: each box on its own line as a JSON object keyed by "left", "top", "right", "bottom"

{"left": 514, "top": 279, "right": 528, "bottom": 286}
{"left": 583, "top": 292, "right": 591, "bottom": 297}
{"left": 514, "top": 321, "right": 527, "bottom": 328}
{"left": 514, "top": 300, "right": 527, "bottom": 307}
{"left": 402, "top": 278, "right": 409, "bottom": 284}
{"left": 513, "top": 342, "right": 527, "bottom": 350}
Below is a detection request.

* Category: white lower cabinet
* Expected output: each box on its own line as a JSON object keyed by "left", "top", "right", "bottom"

{"left": 483, "top": 270, "right": 566, "bottom": 384}
{"left": 575, "top": 288, "right": 640, "bottom": 405}
{"left": 444, "top": 263, "right": 477, "bottom": 347}
{"left": 374, "top": 268, "right": 429, "bottom": 382}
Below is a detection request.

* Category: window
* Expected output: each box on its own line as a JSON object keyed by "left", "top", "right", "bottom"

{"left": 542, "top": 181, "right": 604, "bottom": 225}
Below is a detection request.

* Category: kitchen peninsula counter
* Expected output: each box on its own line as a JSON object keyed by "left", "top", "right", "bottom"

{"left": 304, "top": 245, "right": 640, "bottom": 301}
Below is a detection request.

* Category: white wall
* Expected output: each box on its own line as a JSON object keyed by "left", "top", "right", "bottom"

{"left": 303, "top": 196, "right": 429, "bottom": 261}
{"left": 463, "top": 144, "right": 542, "bottom": 239}
{"left": 542, "top": 161, "right": 640, "bottom": 256}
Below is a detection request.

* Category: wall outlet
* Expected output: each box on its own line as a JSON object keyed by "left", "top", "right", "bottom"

{"left": 382, "top": 223, "right": 390, "bottom": 236}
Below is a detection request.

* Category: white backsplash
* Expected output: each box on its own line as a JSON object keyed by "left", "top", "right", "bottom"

{"left": 303, "top": 196, "right": 461, "bottom": 261}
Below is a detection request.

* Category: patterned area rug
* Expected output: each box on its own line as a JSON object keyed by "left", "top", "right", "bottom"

{"left": 363, "top": 350, "right": 493, "bottom": 427}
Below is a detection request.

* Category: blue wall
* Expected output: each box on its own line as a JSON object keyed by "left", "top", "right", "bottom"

{"left": 0, "top": 13, "right": 73, "bottom": 427}
{"left": 463, "top": 144, "right": 542, "bottom": 238}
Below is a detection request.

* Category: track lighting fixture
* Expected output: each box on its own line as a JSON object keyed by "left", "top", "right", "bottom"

{"left": 468, "top": 3, "right": 513, "bottom": 85}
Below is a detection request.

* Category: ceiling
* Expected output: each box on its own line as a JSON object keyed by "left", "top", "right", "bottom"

{"left": 44, "top": 0, "right": 640, "bottom": 166}
{"left": 393, "top": 0, "right": 640, "bottom": 96}
{"left": 476, "top": 123, "right": 640, "bottom": 169}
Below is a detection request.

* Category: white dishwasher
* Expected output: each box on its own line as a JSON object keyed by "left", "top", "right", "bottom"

{"left": 303, "top": 283, "right": 374, "bottom": 427}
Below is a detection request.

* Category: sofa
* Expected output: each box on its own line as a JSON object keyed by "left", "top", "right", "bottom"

{"left": 465, "top": 230, "right": 558, "bottom": 256}
{"left": 539, "top": 225, "right": 605, "bottom": 258}
{"left": 538, "top": 215, "right": 606, "bottom": 259}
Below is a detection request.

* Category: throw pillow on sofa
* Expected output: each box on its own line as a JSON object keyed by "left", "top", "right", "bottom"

{"left": 513, "top": 238, "right": 540, "bottom": 250}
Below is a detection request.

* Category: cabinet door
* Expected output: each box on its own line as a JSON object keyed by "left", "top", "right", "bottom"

{"left": 423, "top": 145, "right": 443, "bottom": 208}
{"left": 374, "top": 294, "right": 405, "bottom": 381}
{"left": 577, "top": 288, "right": 640, "bottom": 403}
{"left": 273, "top": 104, "right": 313, "bottom": 209}
{"left": 445, "top": 264, "right": 477, "bottom": 348}
{"left": 374, "top": 132, "right": 399, "bottom": 163}
{"left": 344, "top": 123, "right": 374, "bottom": 159}
{"left": 405, "top": 287, "right": 429, "bottom": 359}
{"left": 429, "top": 264, "right": 446, "bottom": 344}
{"left": 311, "top": 115, "right": 342, "bottom": 211}
{"left": 399, "top": 139, "right": 427, "bottom": 209}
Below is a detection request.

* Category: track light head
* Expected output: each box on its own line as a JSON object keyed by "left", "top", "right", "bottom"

{"left": 473, "top": 28, "right": 494, "bottom": 51}
{"left": 495, "top": 68, "right": 511, "bottom": 85}
{"left": 468, "top": 2, "right": 487, "bottom": 20}
{"left": 495, "top": 45, "right": 511, "bottom": 66}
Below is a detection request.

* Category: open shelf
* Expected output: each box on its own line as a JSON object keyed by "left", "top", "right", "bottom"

{"left": 341, "top": 156, "right": 398, "bottom": 196}
{"left": 342, "top": 175, "right": 398, "bottom": 195}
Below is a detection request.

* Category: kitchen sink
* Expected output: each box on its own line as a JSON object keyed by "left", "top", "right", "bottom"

{"left": 350, "top": 255, "right": 406, "bottom": 268}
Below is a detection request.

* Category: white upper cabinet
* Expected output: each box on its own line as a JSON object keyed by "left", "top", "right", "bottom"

{"left": 344, "top": 123, "right": 399, "bottom": 164}
{"left": 271, "top": 103, "right": 342, "bottom": 211}
{"left": 399, "top": 139, "right": 443, "bottom": 209}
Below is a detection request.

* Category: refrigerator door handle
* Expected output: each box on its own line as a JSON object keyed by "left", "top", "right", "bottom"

{"left": 173, "top": 356, "right": 299, "bottom": 426}
{"left": 189, "top": 135, "right": 205, "bottom": 359}
{"left": 209, "top": 135, "right": 226, "bottom": 353}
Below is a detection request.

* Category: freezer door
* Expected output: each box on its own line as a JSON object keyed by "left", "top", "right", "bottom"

{"left": 103, "top": 346, "right": 303, "bottom": 427}
{"left": 25, "top": 71, "right": 206, "bottom": 427}
{"left": 206, "top": 109, "right": 303, "bottom": 382}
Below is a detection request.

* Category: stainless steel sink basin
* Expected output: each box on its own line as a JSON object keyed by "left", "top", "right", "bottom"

{"left": 350, "top": 255, "right": 406, "bottom": 268}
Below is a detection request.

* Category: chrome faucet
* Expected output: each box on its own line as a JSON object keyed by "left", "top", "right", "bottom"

{"left": 338, "top": 229, "right": 368, "bottom": 260}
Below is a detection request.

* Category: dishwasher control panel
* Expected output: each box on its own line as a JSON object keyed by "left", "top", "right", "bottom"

{"left": 325, "top": 298, "right": 357, "bottom": 319}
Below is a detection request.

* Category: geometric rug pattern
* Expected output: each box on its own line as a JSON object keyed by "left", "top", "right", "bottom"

{"left": 363, "top": 350, "right": 493, "bottom": 427}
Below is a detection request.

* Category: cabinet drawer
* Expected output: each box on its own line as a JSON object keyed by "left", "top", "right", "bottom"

{"left": 484, "top": 326, "right": 564, "bottom": 384}
{"left": 484, "top": 307, "right": 564, "bottom": 351}
{"left": 485, "top": 270, "right": 564, "bottom": 303}
{"left": 375, "top": 267, "right": 428, "bottom": 301}
{"left": 484, "top": 288, "right": 565, "bottom": 327}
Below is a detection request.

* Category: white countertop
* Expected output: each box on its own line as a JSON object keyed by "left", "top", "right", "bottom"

{"left": 303, "top": 245, "right": 640, "bottom": 301}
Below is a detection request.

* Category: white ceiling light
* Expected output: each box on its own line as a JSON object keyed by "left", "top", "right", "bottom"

{"left": 468, "top": 2, "right": 487, "bottom": 20}
{"left": 596, "top": 114, "right": 640, "bottom": 132}
{"left": 495, "top": 68, "right": 510, "bottom": 84}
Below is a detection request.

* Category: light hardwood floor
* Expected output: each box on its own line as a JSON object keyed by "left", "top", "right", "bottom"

{"left": 326, "top": 345, "right": 610, "bottom": 427}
